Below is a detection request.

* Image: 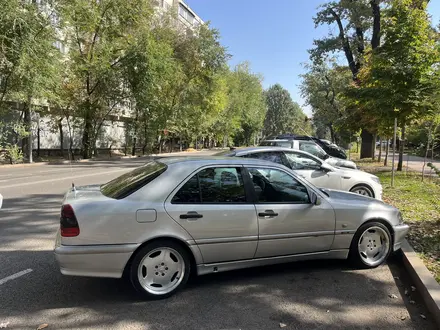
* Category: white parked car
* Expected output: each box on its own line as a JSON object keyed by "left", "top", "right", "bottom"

{"left": 218, "top": 147, "right": 382, "bottom": 199}
{"left": 260, "top": 139, "right": 357, "bottom": 169}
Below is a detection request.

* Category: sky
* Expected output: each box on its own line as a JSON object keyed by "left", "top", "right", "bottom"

{"left": 185, "top": 0, "right": 440, "bottom": 115}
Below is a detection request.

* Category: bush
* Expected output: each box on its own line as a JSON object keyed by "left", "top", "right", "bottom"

{"left": 6, "top": 144, "right": 24, "bottom": 164}
{"left": 427, "top": 162, "right": 440, "bottom": 176}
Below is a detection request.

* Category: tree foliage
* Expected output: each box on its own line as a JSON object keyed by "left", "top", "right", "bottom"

{"left": 263, "top": 84, "right": 309, "bottom": 138}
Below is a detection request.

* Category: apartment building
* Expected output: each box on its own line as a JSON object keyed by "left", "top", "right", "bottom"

{"left": 157, "top": 0, "right": 204, "bottom": 29}
{"left": 4, "top": 0, "right": 204, "bottom": 156}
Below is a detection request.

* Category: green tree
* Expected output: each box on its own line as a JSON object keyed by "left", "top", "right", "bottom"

{"left": 311, "top": 0, "right": 383, "bottom": 158}
{"left": 219, "top": 62, "right": 266, "bottom": 147}
{"left": 301, "top": 61, "right": 353, "bottom": 144}
{"left": 263, "top": 84, "right": 307, "bottom": 138}
{"left": 353, "top": 0, "right": 439, "bottom": 170}
{"left": 58, "top": 0, "right": 154, "bottom": 159}
{"left": 0, "top": 0, "right": 60, "bottom": 162}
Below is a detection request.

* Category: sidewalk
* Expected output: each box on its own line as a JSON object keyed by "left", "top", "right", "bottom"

{"left": 0, "top": 148, "right": 222, "bottom": 168}
{"left": 377, "top": 152, "right": 440, "bottom": 174}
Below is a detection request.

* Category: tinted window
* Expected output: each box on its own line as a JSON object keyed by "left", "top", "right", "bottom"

{"left": 101, "top": 161, "right": 167, "bottom": 199}
{"left": 247, "top": 167, "right": 310, "bottom": 203}
{"left": 245, "top": 152, "right": 284, "bottom": 164}
{"left": 259, "top": 141, "right": 292, "bottom": 148}
{"left": 298, "top": 142, "right": 327, "bottom": 159}
{"left": 172, "top": 167, "right": 246, "bottom": 204}
{"left": 284, "top": 152, "right": 321, "bottom": 170}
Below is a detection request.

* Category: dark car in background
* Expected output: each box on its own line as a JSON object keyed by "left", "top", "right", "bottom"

{"left": 275, "top": 134, "right": 347, "bottom": 160}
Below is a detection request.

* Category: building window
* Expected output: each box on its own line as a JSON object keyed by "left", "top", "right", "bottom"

{"left": 179, "top": 3, "right": 195, "bottom": 24}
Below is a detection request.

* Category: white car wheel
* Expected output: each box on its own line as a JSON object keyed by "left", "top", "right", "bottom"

{"left": 130, "top": 240, "right": 190, "bottom": 299}
{"left": 350, "top": 222, "right": 392, "bottom": 268}
{"left": 350, "top": 184, "right": 374, "bottom": 198}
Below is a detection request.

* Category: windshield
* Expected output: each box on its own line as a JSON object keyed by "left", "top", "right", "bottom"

{"left": 101, "top": 161, "right": 167, "bottom": 199}
{"left": 299, "top": 142, "right": 328, "bottom": 160}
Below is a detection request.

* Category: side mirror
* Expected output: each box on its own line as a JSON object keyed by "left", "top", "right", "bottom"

{"left": 310, "top": 192, "right": 322, "bottom": 206}
{"left": 320, "top": 163, "right": 332, "bottom": 172}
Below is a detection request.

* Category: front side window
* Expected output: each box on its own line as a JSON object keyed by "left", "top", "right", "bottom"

{"left": 299, "top": 142, "right": 327, "bottom": 160}
{"left": 284, "top": 152, "right": 321, "bottom": 170}
{"left": 247, "top": 167, "right": 310, "bottom": 204}
{"left": 172, "top": 167, "right": 246, "bottom": 204}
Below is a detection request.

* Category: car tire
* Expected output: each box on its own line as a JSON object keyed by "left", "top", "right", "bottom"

{"left": 350, "top": 184, "right": 374, "bottom": 198}
{"left": 349, "top": 222, "right": 392, "bottom": 269}
{"left": 129, "top": 240, "right": 191, "bottom": 299}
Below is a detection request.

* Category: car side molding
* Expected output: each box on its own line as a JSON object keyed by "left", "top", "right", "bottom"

{"left": 196, "top": 249, "right": 349, "bottom": 275}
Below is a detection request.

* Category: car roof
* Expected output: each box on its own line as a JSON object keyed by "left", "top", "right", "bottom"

{"left": 156, "top": 156, "right": 283, "bottom": 167}
{"left": 230, "top": 147, "right": 324, "bottom": 162}
{"left": 261, "top": 139, "right": 290, "bottom": 142}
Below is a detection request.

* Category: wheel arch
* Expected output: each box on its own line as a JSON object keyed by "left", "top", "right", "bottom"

{"left": 123, "top": 236, "right": 198, "bottom": 278}
{"left": 349, "top": 183, "right": 375, "bottom": 198}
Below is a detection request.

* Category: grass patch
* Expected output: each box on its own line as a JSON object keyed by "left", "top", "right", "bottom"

{"left": 356, "top": 161, "right": 440, "bottom": 282}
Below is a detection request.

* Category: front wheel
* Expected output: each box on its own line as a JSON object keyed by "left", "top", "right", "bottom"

{"left": 130, "top": 240, "right": 190, "bottom": 299}
{"left": 349, "top": 222, "right": 392, "bottom": 268}
{"left": 350, "top": 184, "right": 374, "bottom": 198}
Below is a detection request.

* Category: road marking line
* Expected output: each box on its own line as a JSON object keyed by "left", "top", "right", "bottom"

{"left": 0, "top": 168, "right": 129, "bottom": 189}
{"left": 0, "top": 269, "right": 33, "bottom": 286}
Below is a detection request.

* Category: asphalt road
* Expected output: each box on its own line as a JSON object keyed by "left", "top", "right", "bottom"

{"left": 0, "top": 155, "right": 436, "bottom": 330}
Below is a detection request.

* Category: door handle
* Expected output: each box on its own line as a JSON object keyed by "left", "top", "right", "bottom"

{"left": 180, "top": 211, "right": 203, "bottom": 220}
{"left": 258, "top": 210, "right": 278, "bottom": 217}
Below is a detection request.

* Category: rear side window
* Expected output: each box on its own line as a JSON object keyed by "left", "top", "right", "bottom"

{"left": 172, "top": 167, "right": 246, "bottom": 204}
{"left": 101, "top": 161, "right": 167, "bottom": 199}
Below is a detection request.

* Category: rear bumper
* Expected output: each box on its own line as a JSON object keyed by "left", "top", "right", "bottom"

{"left": 393, "top": 224, "right": 410, "bottom": 251}
{"left": 54, "top": 233, "right": 139, "bottom": 278}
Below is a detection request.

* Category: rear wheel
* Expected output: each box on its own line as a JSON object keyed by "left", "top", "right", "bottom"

{"left": 350, "top": 184, "right": 374, "bottom": 198}
{"left": 130, "top": 240, "right": 190, "bottom": 299}
{"left": 350, "top": 222, "right": 392, "bottom": 268}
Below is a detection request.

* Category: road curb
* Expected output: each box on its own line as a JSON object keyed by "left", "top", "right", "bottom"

{"left": 399, "top": 239, "right": 440, "bottom": 327}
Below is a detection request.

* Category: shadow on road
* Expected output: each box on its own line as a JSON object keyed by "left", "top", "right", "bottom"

{"left": 0, "top": 249, "right": 436, "bottom": 329}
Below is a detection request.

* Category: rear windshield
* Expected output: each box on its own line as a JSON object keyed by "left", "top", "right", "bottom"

{"left": 101, "top": 161, "right": 167, "bottom": 199}
{"left": 214, "top": 150, "right": 236, "bottom": 156}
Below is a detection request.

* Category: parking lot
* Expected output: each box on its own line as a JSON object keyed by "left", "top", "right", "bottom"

{"left": 0, "top": 158, "right": 436, "bottom": 329}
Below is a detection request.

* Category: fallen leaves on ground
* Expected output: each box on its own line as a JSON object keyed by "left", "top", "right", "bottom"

{"left": 36, "top": 324, "right": 48, "bottom": 330}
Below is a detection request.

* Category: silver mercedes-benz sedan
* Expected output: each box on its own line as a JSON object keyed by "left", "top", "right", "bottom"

{"left": 54, "top": 157, "right": 409, "bottom": 299}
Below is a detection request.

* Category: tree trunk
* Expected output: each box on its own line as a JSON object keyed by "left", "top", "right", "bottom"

{"left": 378, "top": 137, "right": 382, "bottom": 162}
{"left": 131, "top": 108, "right": 139, "bottom": 156}
{"left": 81, "top": 105, "right": 92, "bottom": 159}
{"left": 158, "top": 135, "right": 162, "bottom": 154}
{"left": 27, "top": 96, "right": 33, "bottom": 163}
{"left": 360, "top": 130, "right": 374, "bottom": 159}
{"left": 384, "top": 137, "right": 389, "bottom": 166}
{"left": 371, "top": 133, "right": 377, "bottom": 160}
{"left": 329, "top": 125, "right": 335, "bottom": 143}
{"left": 397, "top": 122, "right": 406, "bottom": 171}
{"left": 58, "top": 118, "right": 64, "bottom": 158}
{"left": 179, "top": 133, "right": 183, "bottom": 152}
{"left": 37, "top": 126, "right": 40, "bottom": 158}
{"left": 370, "top": 0, "right": 381, "bottom": 49}
{"left": 66, "top": 116, "right": 74, "bottom": 160}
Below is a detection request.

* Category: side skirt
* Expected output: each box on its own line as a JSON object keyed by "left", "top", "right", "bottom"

{"left": 196, "top": 249, "right": 349, "bottom": 276}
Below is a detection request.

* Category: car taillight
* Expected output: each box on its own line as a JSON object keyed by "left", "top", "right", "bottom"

{"left": 60, "top": 204, "right": 80, "bottom": 237}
